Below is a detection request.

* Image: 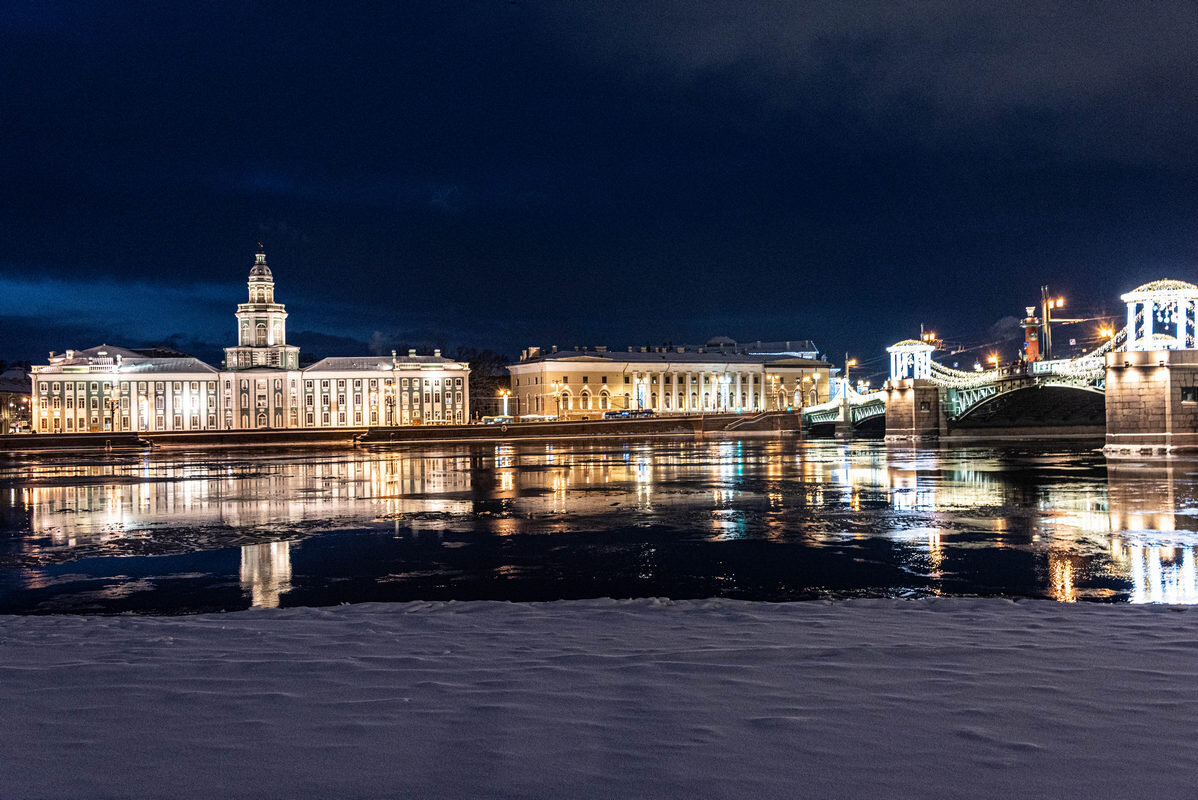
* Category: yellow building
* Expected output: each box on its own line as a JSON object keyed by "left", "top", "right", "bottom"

{"left": 506, "top": 339, "right": 833, "bottom": 420}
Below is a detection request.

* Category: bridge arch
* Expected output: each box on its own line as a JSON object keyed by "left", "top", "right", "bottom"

{"left": 952, "top": 384, "right": 1105, "bottom": 429}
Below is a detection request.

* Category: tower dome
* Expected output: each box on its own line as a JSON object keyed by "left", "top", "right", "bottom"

{"left": 249, "top": 243, "right": 273, "bottom": 280}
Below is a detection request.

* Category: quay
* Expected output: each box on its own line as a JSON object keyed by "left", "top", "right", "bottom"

{"left": 0, "top": 412, "right": 802, "bottom": 453}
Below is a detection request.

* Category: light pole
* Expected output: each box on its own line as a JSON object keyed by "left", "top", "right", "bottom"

{"left": 1041, "top": 287, "right": 1065, "bottom": 360}
{"left": 498, "top": 389, "right": 510, "bottom": 417}
{"left": 844, "top": 355, "right": 857, "bottom": 397}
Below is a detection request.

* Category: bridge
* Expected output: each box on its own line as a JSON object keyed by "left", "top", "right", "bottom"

{"left": 802, "top": 278, "right": 1198, "bottom": 449}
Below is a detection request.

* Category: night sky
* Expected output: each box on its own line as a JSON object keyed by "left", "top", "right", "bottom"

{"left": 3, "top": 2, "right": 1196, "bottom": 378}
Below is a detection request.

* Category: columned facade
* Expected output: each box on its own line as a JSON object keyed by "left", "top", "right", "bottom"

{"left": 507, "top": 344, "right": 832, "bottom": 421}
{"left": 1121, "top": 280, "right": 1198, "bottom": 351}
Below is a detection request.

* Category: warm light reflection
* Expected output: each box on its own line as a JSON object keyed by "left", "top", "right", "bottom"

{"left": 240, "top": 541, "right": 292, "bottom": 608}
{"left": 12, "top": 442, "right": 1198, "bottom": 606}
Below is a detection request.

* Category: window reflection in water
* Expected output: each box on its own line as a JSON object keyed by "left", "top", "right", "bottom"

{"left": 9, "top": 443, "right": 1198, "bottom": 606}
{"left": 240, "top": 541, "right": 292, "bottom": 608}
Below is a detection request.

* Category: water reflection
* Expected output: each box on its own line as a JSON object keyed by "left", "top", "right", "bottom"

{"left": 241, "top": 542, "right": 292, "bottom": 608}
{"left": 5, "top": 441, "right": 1198, "bottom": 611}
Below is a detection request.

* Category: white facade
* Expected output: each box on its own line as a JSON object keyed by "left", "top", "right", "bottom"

{"left": 31, "top": 247, "right": 470, "bottom": 432}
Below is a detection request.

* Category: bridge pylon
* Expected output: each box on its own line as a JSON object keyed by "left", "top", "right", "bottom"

{"left": 883, "top": 378, "right": 946, "bottom": 441}
{"left": 1106, "top": 279, "right": 1198, "bottom": 456}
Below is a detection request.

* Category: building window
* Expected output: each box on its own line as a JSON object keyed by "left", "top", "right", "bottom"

{"left": 624, "top": 376, "right": 631, "bottom": 384}
{"left": 1183, "top": 388, "right": 1198, "bottom": 403}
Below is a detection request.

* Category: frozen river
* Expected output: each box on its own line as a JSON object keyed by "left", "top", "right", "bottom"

{"left": 1, "top": 438, "right": 1195, "bottom": 613}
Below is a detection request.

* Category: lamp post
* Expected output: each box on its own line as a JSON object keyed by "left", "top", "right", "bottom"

{"left": 844, "top": 355, "right": 857, "bottom": 397}
{"left": 1041, "top": 287, "right": 1065, "bottom": 360}
{"left": 498, "top": 388, "right": 510, "bottom": 417}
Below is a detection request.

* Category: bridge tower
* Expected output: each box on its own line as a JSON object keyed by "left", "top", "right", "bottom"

{"left": 1106, "top": 279, "right": 1198, "bottom": 456}
{"left": 884, "top": 340, "right": 945, "bottom": 441}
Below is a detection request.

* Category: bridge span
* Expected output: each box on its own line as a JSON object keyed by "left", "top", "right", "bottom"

{"left": 803, "top": 278, "right": 1198, "bottom": 455}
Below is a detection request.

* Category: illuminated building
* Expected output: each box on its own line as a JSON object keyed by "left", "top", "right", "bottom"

{"left": 507, "top": 339, "right": 832, "bottom": 419}
{"left": 29, "top": 246, "right": 470, "bottom": 432}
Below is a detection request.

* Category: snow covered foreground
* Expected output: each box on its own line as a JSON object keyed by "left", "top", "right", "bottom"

{"left": 3, "top": 599, "right": 1197, "bottom": 800}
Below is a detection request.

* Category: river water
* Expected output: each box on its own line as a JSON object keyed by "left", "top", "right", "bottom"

{"left": 0, "top": 439, "right": 1195, "bottom": 613}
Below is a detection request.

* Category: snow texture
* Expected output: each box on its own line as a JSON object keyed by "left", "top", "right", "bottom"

{"left": 2, "top": 598, "right": 1197, "bottom": 799}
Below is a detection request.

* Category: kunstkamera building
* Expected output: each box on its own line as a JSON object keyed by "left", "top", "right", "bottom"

{"left": 30, "top": 247, "right": 470, "bottom": 433}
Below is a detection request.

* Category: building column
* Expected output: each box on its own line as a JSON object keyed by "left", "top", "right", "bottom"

{"left": 734, "top": 372, "right": 742, "bottom": 411}
{"left": 1146, "top": 300, "right": 1155, "bottom": 345}
{"left": 1127, "top": 301, "right": 1138, "bottom": 350}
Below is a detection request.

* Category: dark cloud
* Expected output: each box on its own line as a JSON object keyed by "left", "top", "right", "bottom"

{"left": 1, "top": 1, "right": 1195, "bottom": 381}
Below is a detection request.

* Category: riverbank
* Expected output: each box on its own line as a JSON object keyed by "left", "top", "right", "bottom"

{"left": 2, "top": 597, "right": 1196, "bottom": 799}
{"left": 0, "top": 412, "right": 802, "bottom": 452}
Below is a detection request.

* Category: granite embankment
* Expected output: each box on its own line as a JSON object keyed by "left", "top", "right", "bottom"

{"left": 0, "top": 412, "right": 801, "bottom": 452}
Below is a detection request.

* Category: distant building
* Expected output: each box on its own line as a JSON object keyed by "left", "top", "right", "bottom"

{"left": 30, "top": 246, "right": 470, "bottom": 433}
{"left": 0, "top": 367, "right": 32, "bottom": 433}
{"left": 507, "top": 338, "right": 833, "bottom": 419}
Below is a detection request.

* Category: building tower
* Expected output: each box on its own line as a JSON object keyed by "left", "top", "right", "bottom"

{"left": 224, "top": 245, "right": 301, "bottom": 370}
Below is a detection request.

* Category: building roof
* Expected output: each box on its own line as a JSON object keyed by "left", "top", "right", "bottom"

{"left": 119, "top": 357, "right": 218, "bottom": 375}
{"left": 249, "top": 245, "right": 273, "bottom": 280}
{"left": 0, "top": 367, "right": 29, "bottom": 394}
{"left": 304, "top": 354, "right": 467, "bottom": 372}
{"left": 1123, "top": 279, "right": 1198, "bottom": 298}
{"left": 34, "top": 344, "right": 218, "bottom": 376}
{"left": 515, "top": 345, "right": 829, "bottom": 368}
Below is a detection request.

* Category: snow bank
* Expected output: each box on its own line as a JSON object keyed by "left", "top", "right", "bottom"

{"left": 3, "top": 598, "right": 1197, "bottom": 799}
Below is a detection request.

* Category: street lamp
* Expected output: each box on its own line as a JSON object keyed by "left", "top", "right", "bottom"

{"left": 1041, "top": 287, "right": 1065, "bottom": 359}
{"left": 844, "top": 355, "right": 857, "bottom": 397}
{"left": 988, "top": 354, "right": 1000, "bottom": 371}
{"left": 498, "top": 388, "right": 510, "bottom": 417}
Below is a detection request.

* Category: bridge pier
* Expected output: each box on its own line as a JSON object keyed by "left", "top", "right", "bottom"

{"left": 1104, "top": 349, "right": 1198, "bottom": 456}
{"left": 883, "top": 379, "right": 946, "bottom": 441}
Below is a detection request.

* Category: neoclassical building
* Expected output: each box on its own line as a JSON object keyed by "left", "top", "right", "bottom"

{"left": 506, "top": 340, "right": 832, "bottom": 419}
{"left": 30, "top": 247, "right": 470, "bottom": 433}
